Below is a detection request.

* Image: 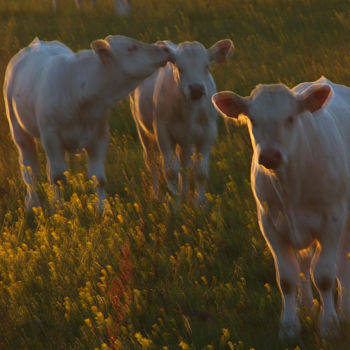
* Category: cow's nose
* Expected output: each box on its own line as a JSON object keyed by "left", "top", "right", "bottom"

{"left": 258, "top": 148, "right": 282, "bottom": 170}
{"left": 189, "top": 83, "right": 205, "bottom": 100}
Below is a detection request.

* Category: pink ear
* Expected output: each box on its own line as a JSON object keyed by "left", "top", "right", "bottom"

{"left": 209, "top": 39, "right": 234, "bottom": 63}
{"left": 91, "top": 39, "right": 112, "bottom": 64}
{"left": 300, "top": 84, "right": 332, "bottom": 113}
{"left": 212, "top": 91, "right": 248, "bottom": 119}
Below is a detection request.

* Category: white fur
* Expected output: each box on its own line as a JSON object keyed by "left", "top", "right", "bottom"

{"left": 3, "top": 36, "right": 171, "bottom": 211}
{"left": 130, "top": 39, "right": 233, "bottom": 204}
{"left": 212, "top": 76, "right": 350, "bottom": 339}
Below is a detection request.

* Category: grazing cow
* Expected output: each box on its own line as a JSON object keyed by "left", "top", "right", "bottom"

{"left": 130, "top": 39, "right": 233, "bottom": 204}
{"left": 3, "top": 36, "right": 172, "bottom": 211}
{"left": 52, "top": 0, "right": 131, "bottom": 16}
{"left": 212, "top": 76, "right": 350, "bottom": 339}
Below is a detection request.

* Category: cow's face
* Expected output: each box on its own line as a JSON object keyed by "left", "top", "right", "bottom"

{"left": 212, "top": 83, "right": 332, "bottom": 172}
{"left": 247, "top": 85, "right": 301, "bottom": 171}
{"left": 91, "top": 35, "right": 172, "bottom": 80}
{"left": 162, "top": 40, "right": 233, "bottom": 102}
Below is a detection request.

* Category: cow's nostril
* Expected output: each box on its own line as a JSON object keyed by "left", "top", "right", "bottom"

{"left": 258, "top": 149, "right": 282, "bottom": 170}
{"left": 189, "top": 84, "right": 205, "bottom": 100}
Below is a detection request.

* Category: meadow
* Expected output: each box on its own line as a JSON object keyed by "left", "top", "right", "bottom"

{"left": 1, "top": 0, "right": 350, "bottom": 349}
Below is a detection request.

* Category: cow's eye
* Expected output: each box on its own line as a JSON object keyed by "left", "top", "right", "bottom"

{"left": 285, "top": 115, "right": 294, "bottom": 127}
{"left": 128, "top": 44, "right": 138, "bottom": 52}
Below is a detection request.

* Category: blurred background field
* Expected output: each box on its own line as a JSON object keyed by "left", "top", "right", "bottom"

{"left": 1, "top": 0, "right": 350, "bottom": 349}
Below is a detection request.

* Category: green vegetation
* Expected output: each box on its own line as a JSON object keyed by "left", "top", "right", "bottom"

{"left": 1, "top": 0, "right": 350, "bottom": 348}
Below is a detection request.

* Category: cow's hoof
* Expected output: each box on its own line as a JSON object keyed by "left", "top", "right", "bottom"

{"left": 320, "top": 314, "right": 339, "bottom": 339}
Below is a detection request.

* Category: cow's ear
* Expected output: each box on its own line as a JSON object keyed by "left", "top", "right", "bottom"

{"left": 298, "top": 84, "right": 332, "bottom": 113}
{"left": 212, "top": 91, "right": 249, "bottom": 120}
{"left": 156, "top": 40, "right": 176, "bottom": 63}
{"left": 209, "top": 39, "right": 234, "bottom": 63}
{"left": 91, "top": 39, "right": 112, "bottom": 64}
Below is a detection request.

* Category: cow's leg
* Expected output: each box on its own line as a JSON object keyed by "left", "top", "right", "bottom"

{"left": 312, "top": 212, "right": 345, "bottom": 337}
{"left": 312, "top": 245, "right": 339, "bottom": 337}
{"left": 91, "top": 0, "right": 97, "bottom": 8}
{"left": 337, "top": 214, "right": 350, "bottom": 322}
{"left": 145, "top": 145, "right": 162, "bottom": 199}
{"left": 275, "top": 246, "right": 301, "bottom": 340}
{"left": 260, "top": 213, "right": 301, "bottom": 340}
{"left": 194, "top": 138, "right": 213, "bottom": 205}
{"left": 86, "top": 128, "right": 109, "bottom": 212}
{"left": 14, "top": 129, "right": 40, "bottom": 211}
{"left": 136, "top": 124, "right": 161, "bottom": 199}
{"left": 7, "top": 101, "right": 40, "bottom": 211}
{"left": 52, "top": 0, "right": 57, "bottom": 11}
{"left": 157, "top": 123, "right": 180, "bottom": 198}
{"left": 178, "top": 144, "right": 192, "bottom": 200}
{"left": 41, "top": 133, "right": 68, "bottom": 203}
{"left": 297, "top": 248, "right": 314, "bottom": 314}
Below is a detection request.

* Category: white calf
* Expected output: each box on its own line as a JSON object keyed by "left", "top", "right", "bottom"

{"left": 3, "top": 36, "right": 171, "bottom": 211}
{"left": 52, "top": 0, "right": 131, "bottom": 16}
{"left": 130, "top": 39, "right": 233, "bottom": 204}
{"left": 212, "top": 77, "right": 350, "bottom": 339}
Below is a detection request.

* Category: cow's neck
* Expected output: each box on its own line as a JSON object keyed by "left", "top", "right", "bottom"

{"left": 69, "top": 51, "right": 138, "bottom": 111}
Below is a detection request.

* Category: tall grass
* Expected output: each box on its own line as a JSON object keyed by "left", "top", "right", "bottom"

{"left": 1, "top": 0, "right": 350, "bottom": 349}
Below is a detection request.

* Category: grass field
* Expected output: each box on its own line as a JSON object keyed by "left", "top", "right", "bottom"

{"left": 1, "top": 0, "right": 350, "bottom": 349}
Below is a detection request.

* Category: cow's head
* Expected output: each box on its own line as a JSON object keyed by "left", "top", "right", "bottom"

{"left": 212, "top": 83, "right": 332, "bottom": 172}
{"left": 91, "top": 35, "right": 173, "bottom": 80}
{"left": 157, "top": 39, "right": 233, "bottom": 101}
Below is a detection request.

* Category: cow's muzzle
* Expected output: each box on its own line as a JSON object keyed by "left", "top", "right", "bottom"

{"left": 189, "top": 83, "right": 205, "bottom": 100}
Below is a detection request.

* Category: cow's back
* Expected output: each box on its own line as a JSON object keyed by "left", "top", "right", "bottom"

{"left": 322, "top": 79, "right": 350, "bottom": 167}
{"left": 5, "top": 38, "right": 72, "bottom": 95}
{"left": 294, "top": 77, "right": 350, "bottom": 176}
{"left": 4, "top": 38, "right": 73, "bottom": 137}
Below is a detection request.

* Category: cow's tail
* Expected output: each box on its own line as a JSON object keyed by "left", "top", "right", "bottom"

{"left": 3, "top": 82, "right": 17, "bottom": 137}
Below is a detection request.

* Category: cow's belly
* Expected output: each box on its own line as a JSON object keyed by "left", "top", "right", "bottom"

{"left": 60, "top": 125, "right": 96, "bottom": 153}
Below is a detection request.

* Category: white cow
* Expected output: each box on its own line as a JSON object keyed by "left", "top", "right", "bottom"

{"left": 212, "top": 77, "right": 350, "bottom": 339}
{"left": 52, "top": 0, "right": 131, "bottom": 16}
{"left": 130, "top": 39, "right": 234, "bottom": 204}
{"left": 3, "top": 36, "right": 171, "bottom": 211}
